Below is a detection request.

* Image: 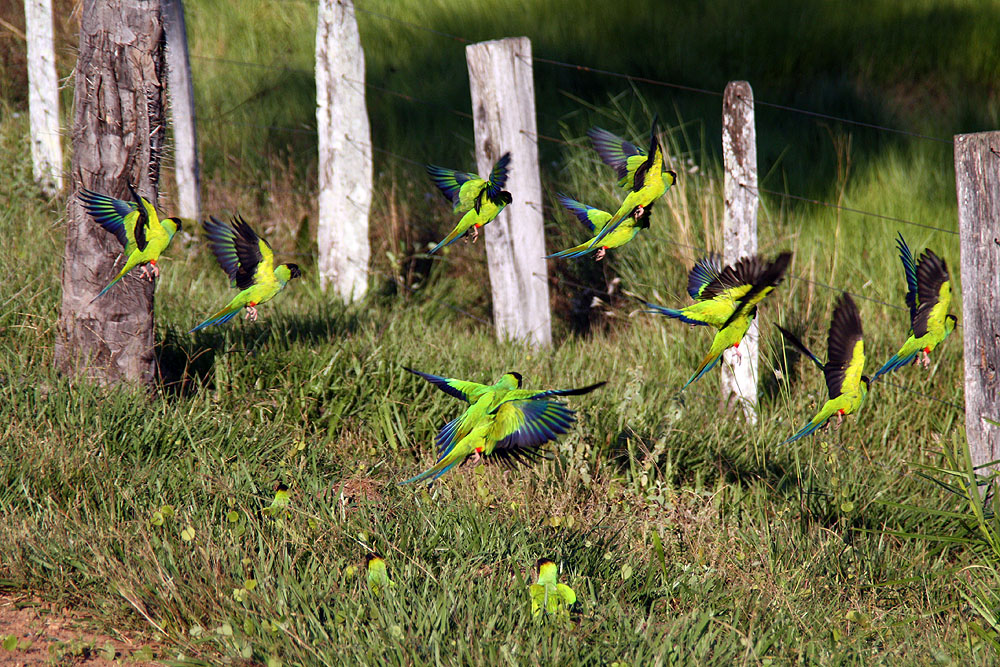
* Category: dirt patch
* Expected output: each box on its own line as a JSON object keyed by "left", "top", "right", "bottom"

{"left": 0, "top": 593, "right": 159, "bottom": 666}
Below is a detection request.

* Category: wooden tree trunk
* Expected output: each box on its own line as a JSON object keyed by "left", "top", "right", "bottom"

{"left": 721, "top": 81, "right": 759, "bottom": 423}
{"left": 954, "top": 131, "right": 1000, "bottom": 470}
{"left": 315, "top": 0, "right": 372, "bottom": 302}
{"left": 55, "top": 0, "right": 166, "bottom": 385}
{"left": 25, "top": 0, "right": 63, "bottom": 196}
{"left": 163, "top": 0, "right": 200, "bottom": 220}
{"left": 466, "top": 37, "right": 552, "bottom": 348}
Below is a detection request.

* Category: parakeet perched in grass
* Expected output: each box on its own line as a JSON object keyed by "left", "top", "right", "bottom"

{"left": 547, "top": 117, "right": 675, "bottom": 261}
{"left": 872, "top": 233, "right": 957, "bottom": 381}
{"left": 401, "top": 368, "right": 605, "bottom": 484}
{"left": 529, "top": 559, "right": 576, "bottom": 618}
{"left": 263, "top": 482, "right": 290, "bottom": 517}
{"left": 777, "top": 293, "right": 870, "bottom": 444}
{"left": 190, "top": 215, "right": 301, "bottom": 333}
{"left": 78, "top": 184, "right": 183, "bottom": 301}
{"left": 425, "top": 152, "right": 512, "bottom": 253}
{"left": 366, "top": 553, "right": 396, "bottom": 596}
{"left": 645, "top": 251, "right": 792, "bottom": 390}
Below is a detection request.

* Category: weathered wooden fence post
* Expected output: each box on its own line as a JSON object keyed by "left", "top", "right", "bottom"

{"left": 465, "top": 37, "right": 551, "bottom": 348}
{"left": 315, "top": 0, "right": 372, "bottom": 302}
{"left": 954, "top": 132, "right": 1000, "bottom": 470}
{"left": 163, "top": 0, "right": 200, "bottom": 220}
{"left": 721, "top": 81, "right": 759, "bottom": 422}
{"left": 25, "top": 0, "right": 62, "bottom": 196}
{"left": 55, "top": 0, "right": 166, "bottom": 385}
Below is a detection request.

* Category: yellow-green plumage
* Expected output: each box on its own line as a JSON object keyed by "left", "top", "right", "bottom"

{"left": 79, "top": 184, "right": 183, "bottom": 301}
{"left": 530, "top": 559, "right": 576, "bottom": 617}
{"left": 190, "top": 216, "right": 302, "bottom": 332}
{"left": 779, "top": 293, "right": 870, "bottom": 444}
{"left": 425, "top": 153, "right": 512, "bottom": 254}
{"left": 366, "top": 554, "right": 395, "bottom": 596}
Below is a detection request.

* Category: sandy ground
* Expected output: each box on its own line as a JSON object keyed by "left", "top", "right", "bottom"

{"left": 0, "top": 593, "right": 159, "bottom": 666}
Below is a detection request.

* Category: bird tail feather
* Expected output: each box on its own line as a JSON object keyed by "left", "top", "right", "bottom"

{"left": 545, "top": 240, "right": 595, "bottom": 259}
{"left": 90, "top": 262, "right": 134, "bottom": 303}
{"left": 872, "top": 351, "right": 918, "bottom": 382}
{"left": 399, "top": 458, "right": 460, "bottom": 485}
{"left": 780, "top": 417, "right": 827, "bottom": 445}
{"left": 428, "top": 227, "right": 465, "bottom": 255}
{"left": 644, "top": 303, "right": 710, "bottom": 326}
{"left": 680, "top": 351, "right": 723, "bottom": 391}
{"left": 189, "top": 304, "right": 242, "bottom": 333}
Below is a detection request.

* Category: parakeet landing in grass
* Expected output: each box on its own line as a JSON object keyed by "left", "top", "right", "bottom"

{"left": 190, "top": 215, "right": 302, "bottom": 333}
{"left": 872, "top": 233, "right": 957, "bottom": 381}
{"left": 547, "top": 117, "right": 675, "bottom": 261}
{"left": 645, "top": 251, "right": 792, "bottom": 390}
{"left": 78, "top": 184, "right": 183, "bottom": 301}
{"left": 401, "top": 367, "right": 605, "bottom": 484}
{"left": 425, "top": 152, "right": 512, "bottom": 253}
{"left": 530, "top": 559, "right": 576, "bottom": 618}
{"left": 777, "top": 293, "right": 870, "bottom": 445}
{"left": 366, "top": 553, "right": 396, "bottom": 595}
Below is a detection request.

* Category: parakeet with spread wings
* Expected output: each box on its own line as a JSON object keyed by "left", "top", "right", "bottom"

{"left": 425, "top": 152, "right": 512, "bottom": 253}
{"left": 78, "top": 184, "right": 183, "bottom": 301}
{"left": 872, "top": 233, "right": 957, "bottom": 380}
{"left": 777, "top": 294, "right": 870, "bottom": 444}
{"left": 401, "top": 368, "right": 605, "bottom": 484}
{"left": 190, "top": 215, "right": 301, "bottom": 332}
{"left": 645, "top": 251, "right": 792, "bottom": 390}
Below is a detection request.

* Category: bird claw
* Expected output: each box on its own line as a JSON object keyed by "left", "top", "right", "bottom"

{"left": 633, "top": 205, "right": 645, "bottom": 220}
{"left": 245, "top": 306, "right": 259, "bottom": 322}
{"left": 471, "top": 226, "right": 479, "bottom": 244}
{"left": 595, "top": 247, "right": 607, "bottom": 261}
{"left": 921, "top": 352, "right": 931, "bottom": 368}
{"left": 469, "top": 452, "right": 481, "bottom": 466}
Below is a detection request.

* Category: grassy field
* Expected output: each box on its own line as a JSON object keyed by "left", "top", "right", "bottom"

{"left": 3, "top": 0, "right": 1000, "bottom": 664}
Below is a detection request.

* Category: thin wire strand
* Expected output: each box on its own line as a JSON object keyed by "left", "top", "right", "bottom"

{"left": 747, "top": 184, "right": 959, "bottom": 236}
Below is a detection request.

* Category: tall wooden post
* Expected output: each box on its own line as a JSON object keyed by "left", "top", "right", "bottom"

{"left": 25, "top": 0, "right": 63, "bottom": 196}
{"left": 466, "top": 37, "right": 551, "bottom": 348}
{"left": 163, "top": 0, "right": 200, "bottom": 220}
{"left": 55, "top": 0, "right": 166, "bottom": 385}
{"left": 721, "top": 81, "right": 759, "bottom": 422}
{"left": 954, "top": 132, "right": 1000, "bottom": 469}
{"left": 315, "top": 0, "right": 372, "bottom": 302}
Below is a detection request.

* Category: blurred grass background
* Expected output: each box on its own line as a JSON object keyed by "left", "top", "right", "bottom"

{"left": 1, "top": 0, "right": 999, "bottom": 663}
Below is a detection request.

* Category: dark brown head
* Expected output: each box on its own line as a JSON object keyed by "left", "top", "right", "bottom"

{"left": 286, "top": 263, "right": 302, "bottom": 279}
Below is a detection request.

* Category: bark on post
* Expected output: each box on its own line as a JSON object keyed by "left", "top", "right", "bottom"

{"left": 163, "top": 0, "right": 200, "bottom": 220}
{"left": 954, "top": 132, "right": 1000, "bottom": 470}
{"left": 55, "top": 0, "right": 166, "bottom": 385}
{"left": 25, "top": 0, "right": 63, "bottom": 196}
{"left": 721, "top": 81, "right": 759, "bottom": 423}
{"left": 466, "top": 37, "right": 551, "bottom": 348}
{"left": 315, "top": 0, "right": 371, "bottom": 302}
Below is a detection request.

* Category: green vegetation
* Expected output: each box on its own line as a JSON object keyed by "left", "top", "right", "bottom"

{"left": 3, "top": 0, "right": 1000, "bottom": 663}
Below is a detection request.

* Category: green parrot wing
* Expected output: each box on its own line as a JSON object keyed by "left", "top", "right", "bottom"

{"left": 555, "top": 583, "right": 576, "bottom": 606}
{"left": 484, "top": 152, "right": 512, "bottom": 201}
{"left": 203, "top": 215, "right": 268, "bottom": 290}
{"left": 912, "top": 248, "right": 951, "bottom": 338}
{"left": 485, "top": 399, "right": 577, "bottom": 466}
{"left": 556, "top": 193, "right": 612, "bottom": 234}
{"left": 425, "top": 163, "right": 482, "bottom": 207}
{"left": 403, "top": 367, "right": 489, "bottom": 402}
{"left": 717, "top": 252, "right": 792, "bottom": 329}
{"left": 895, "top": 233, "right": 919, "bottom": 326}
{"left": 687, "top": 253, "right": 724, "bottom": 300}
{"left": 824, "top": 294, "right": 865, "bottom": 399}
{"left": 78, "top": 188, "right": 138, "bottom": 251}
{"left": 126, "top": 183, "right": 153, "bottom": 252}
{"left": 587, "top": 126, "right": 647, "bottom": 189}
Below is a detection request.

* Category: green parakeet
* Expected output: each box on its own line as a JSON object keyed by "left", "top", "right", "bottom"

{"left": 190, "top": 216, "right": 302, "bottom": 333}
{"left": 529, "top": 559, "right": 576, "bottom": 617}
{"left": 263, "top": 482, "right": 290, "bottom": 517}
{"left": 645, "top": 252, "right": 792, "bottom": 390}
{"left": 872, "top": 233, "right": 957, "bottom": 380}
{"left": 547, "top": 117, "right": 675, "bottom": 261}
{"left": 777, "top": 293, "right": 870, "bottom": 444}
{"left": 78, "top": 184, "right": 183, "bottom": 301}
{"left": 402, "top": 368, "right": 605, "bottom": 484}
{"left": 425, "top": 152, "right": 512, "bottom": 253}
{"left": 366, "top": 553, "right": 396, "bottom": 595}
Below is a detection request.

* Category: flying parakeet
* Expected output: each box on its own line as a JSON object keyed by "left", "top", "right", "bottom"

{"left": 872, "top": 233, "right": 957, "bottom": 380}
{"left": 365, "top": 553, "right": 396, "bottom": 595}
{"left": 401, "top": 368, "right": 605, "bottom": 484}
{"left": 78, "top": 184, "right": 183, "bottom": 301}
{"left": 645, "top": 251, "right": 792, "bottom": 390}
{"left": 529, "top": 559, "right": 576, "bottom": 617}
{"left": 547, "top": 117, "right": 675, "bottom": 261}
{"left": 777, "top": 293, "right": 870, "bottom": 444}
{"left": 425, "top": 152, "right": 512, "bottom": 253}
{"left": 190, "top": 215, "right": 302, "bottom": 333}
